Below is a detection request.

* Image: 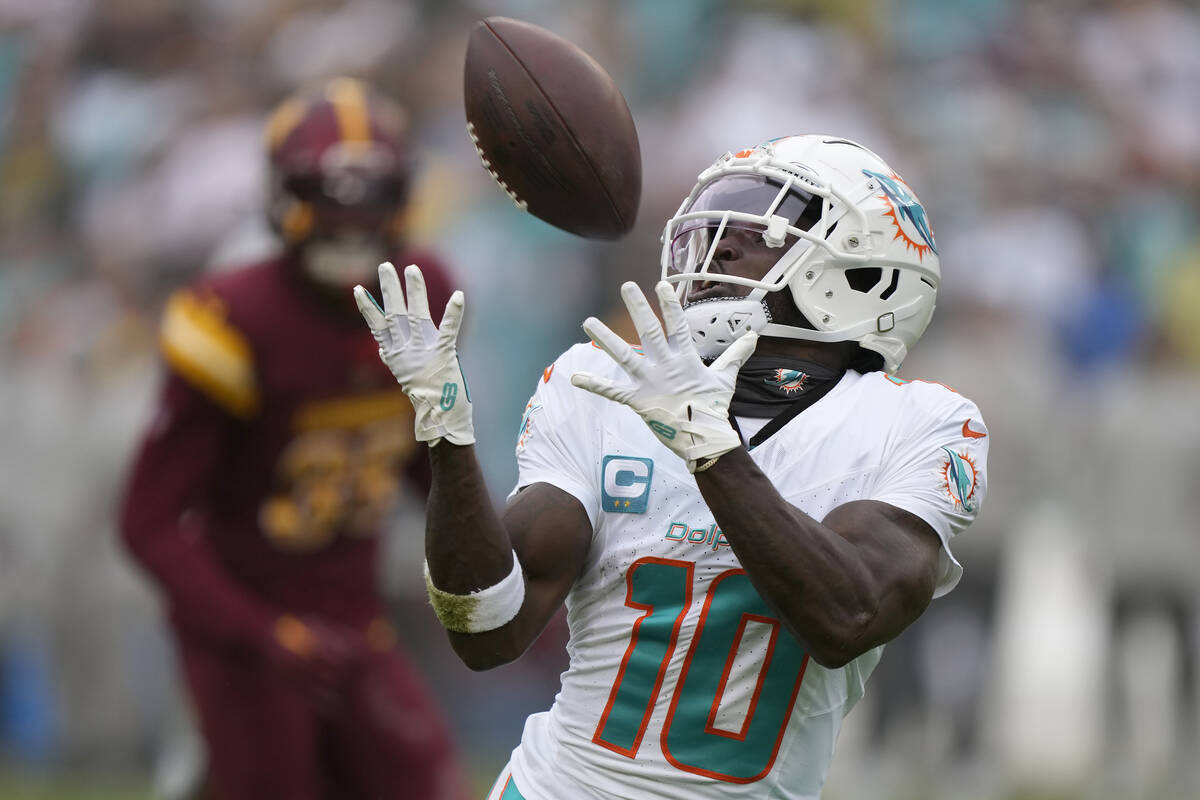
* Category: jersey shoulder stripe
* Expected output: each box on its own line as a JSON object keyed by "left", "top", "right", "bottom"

{"left": 872, "top": 372, "right": 985, "bottom": 429}
{"left": 160, "top": 288, "right": 259, "bottom": 417}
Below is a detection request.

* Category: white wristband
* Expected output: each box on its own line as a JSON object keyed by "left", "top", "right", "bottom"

{"left": 423, "top": 552, "right": 525, "bottom": 633}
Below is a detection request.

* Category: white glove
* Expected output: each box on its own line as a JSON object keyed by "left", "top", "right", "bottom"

{"left": 571, "top": 281, "right": 758, "bottom": 472}
{"left": 354, "top": 262, "right": 475, "bottom": 446}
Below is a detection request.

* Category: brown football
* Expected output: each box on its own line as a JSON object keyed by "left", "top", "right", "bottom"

{"left": 463, "top": 17, "right": 641, "bottom": 239}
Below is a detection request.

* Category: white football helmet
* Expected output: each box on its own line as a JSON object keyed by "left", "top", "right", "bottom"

{"left": 661, "top": 135, "right": 940, "bottom": 372}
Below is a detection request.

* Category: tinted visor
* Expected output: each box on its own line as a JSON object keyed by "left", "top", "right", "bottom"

{"left": 668, "top": 176, "right": 822, "bottom": 275}
{"left": 691, "top": 176, "right": 820, "bottom": 225}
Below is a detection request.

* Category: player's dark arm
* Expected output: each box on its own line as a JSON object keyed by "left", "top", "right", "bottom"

{"left": 425, "top": 443, "right": 591, "bottom": 671}
{"left": 695, "top": 447, "right": 941, "bottom": 669}
{"left": 119, "top": 377, "right": 277, "bottom": 649}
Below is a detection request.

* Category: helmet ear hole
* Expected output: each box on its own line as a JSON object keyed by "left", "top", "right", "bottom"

{"left": 878, "top": 268, "right": 900, "bottom": 300}
{"left": 845, "top": 267, "right": 882, "bottom": 293}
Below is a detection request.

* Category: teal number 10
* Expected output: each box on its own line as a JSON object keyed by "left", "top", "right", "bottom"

{"left": 592, "top": 557, "right": 810, "bottom": 784}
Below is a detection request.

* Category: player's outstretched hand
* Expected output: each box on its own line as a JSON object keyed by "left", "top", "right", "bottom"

{"left": 355, "top": 262, "right": 474, "bottom": 446}
{"left": 572, "top": 281, "right": 756, "bottom": 472}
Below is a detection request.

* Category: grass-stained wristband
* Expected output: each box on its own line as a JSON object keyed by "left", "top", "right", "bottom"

{"left": 423, "top": 552, "right": 525, "bottom": 633}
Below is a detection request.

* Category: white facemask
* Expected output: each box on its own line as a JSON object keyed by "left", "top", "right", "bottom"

{"left": 301, "top": 235, "right": 387, "bottom": 289}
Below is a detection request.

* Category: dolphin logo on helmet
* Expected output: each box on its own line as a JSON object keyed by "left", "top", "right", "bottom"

{"left": 862, "top": 169, "right": 937, "bottom": 260}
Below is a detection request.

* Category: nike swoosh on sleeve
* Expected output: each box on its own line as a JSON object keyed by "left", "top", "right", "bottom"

{"left": 962, "top": 419, "right": 987, "bottom": 439}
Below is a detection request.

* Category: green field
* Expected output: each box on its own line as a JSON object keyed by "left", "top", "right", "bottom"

{"left": 0, "top": 763, "right": 501, "bottom": 800}
{"left": 0, "top": 770, "right": 149, "bottom": 800}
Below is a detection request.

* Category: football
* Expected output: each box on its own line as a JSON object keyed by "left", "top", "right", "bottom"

{"left": 463, "top": 16, "right": 641, "bottom": 239}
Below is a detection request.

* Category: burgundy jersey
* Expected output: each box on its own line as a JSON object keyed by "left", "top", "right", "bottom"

{"left": 120, "top": 254, "right": 453, "bottom": 649}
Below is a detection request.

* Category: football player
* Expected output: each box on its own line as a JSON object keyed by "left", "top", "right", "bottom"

{"left": 356, "top": 135, "right": 989, "bottom": 799}
{"left": 120, "top": 78, "right": 466, "bottom": 800}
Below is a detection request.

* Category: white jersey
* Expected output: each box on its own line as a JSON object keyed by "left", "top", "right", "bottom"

{"left": 505, "top": 343, "right": 989, "bottom": 800}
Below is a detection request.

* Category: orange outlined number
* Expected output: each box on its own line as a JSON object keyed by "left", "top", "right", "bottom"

{"left": 593, "top": 558, "right": 693, "bottom": 757}
{"left": 593, "top": 563, "right": 809, "bottom": 783}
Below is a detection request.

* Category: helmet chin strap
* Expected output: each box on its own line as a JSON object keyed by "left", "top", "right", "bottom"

{"left": 758, "top": 323, "right": 850, "bottom": 343}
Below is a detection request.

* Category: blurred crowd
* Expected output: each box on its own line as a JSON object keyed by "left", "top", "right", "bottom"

{"left": 1, "top": 0, "right": 1198, "bottom": 798}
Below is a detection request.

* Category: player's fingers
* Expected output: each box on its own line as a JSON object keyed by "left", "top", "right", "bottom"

{"left": 581, "top": 316, "right": 644, "bottom": 379}
{"left": 402, "top": 265, "right": 435, "bottom": 347}
{"left": 654, "top": 281, "right": 693, "bottom": 353}
{"left": 434, "top": 291, "right": 465, "bottom": 351}
{"left": 378, "top": 262, "right": 406, "bottom": 316}
{"left": 570, "top": 372, "right": 633, "bottom": 406}
{"left": 378, "top": 262, "right": 411, "bottom": 346}
{"left": 712, "top": 330, "right": 759, "bottom": 373}
{"left": 354, "top": 285, "right": 387, "bottom": 333}
{"left": 620, "top": 282, "right": 668, "bottom": 357}
{"left": 403, "top": 264, "right": 432, "bottom": 320}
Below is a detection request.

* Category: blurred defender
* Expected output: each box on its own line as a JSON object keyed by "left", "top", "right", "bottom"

{"left": 119, "top": 78, "right": 464, "bottom": 800}
{"left": 356, "top": 135, "right": 990, "bottom": 798}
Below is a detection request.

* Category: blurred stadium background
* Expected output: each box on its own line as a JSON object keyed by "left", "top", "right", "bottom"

{"left": 1, "top": 0, "right": 1198, "bottom": 798}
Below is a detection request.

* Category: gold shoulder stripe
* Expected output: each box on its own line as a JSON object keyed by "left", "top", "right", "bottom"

{"left": 160, "top": 290, "right": 260, "bottom": 417}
